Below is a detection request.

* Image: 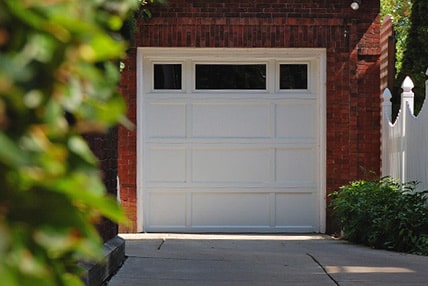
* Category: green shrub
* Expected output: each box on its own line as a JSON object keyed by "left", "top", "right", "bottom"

{"left": 330, "top": 177, "right": 428, "bottom": 255}
{"left": 0, "top": 1, "right": 140, "bottom": 285}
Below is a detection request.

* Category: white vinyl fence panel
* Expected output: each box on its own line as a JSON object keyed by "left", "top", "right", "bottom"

{"left": 382, "top": 70, "right": 428, "bottom": 191}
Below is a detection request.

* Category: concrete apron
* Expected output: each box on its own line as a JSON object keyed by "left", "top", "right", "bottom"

{"left": 107, "top": 234, "right": 428, "bottom": 286}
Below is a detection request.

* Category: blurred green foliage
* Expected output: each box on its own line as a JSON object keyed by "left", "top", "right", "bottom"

{"left": 395, "top": 0, "right": 428, "bottom": 116}
{"left": 381, "top": 0, "right": 412, "bottom": 75}
{"left": 0, "top": 0, "right": 140, "bottom": 285}
{"left": 381, "top": 1, "right": 428, "bottom": 117}
{"left": 121, "top": 0, "right": 164, "bottom": 45}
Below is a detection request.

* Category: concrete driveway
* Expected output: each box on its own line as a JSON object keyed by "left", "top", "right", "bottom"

{"left": 107, "top": 234, "right": 428, "bottom": 286}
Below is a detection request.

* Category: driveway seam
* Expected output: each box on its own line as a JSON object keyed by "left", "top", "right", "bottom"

{"left": 306, "top": 253, "right": 340, "bottom": 286}
{"left": 157, "top": 238, "right": 166, "bottom": 250}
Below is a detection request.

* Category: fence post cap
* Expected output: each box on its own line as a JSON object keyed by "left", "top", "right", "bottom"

{"left": 383, "top": 88, "right": 392, "bottom": 97}
{"left": 402, "top": 76, "right": 414, "bottom": 92}
{"left": 383, "top": 88, "right": 392, "bottom": 101}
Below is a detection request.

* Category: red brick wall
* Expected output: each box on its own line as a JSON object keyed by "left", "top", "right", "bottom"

{"left": 85, "top": 128, "right": 119, "bottom": 242}
{"left": 118, "top": 48, "right": 137, "bottom": 232}
{"left": 119, "top": 0, "right": 381, "bottom": 233}
{"left": 380, "top": 15, "right": 395, "bottom": 93}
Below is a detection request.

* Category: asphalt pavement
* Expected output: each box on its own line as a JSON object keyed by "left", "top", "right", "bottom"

{"left": 107, "top": 233, "right": 428, "bottom": 286}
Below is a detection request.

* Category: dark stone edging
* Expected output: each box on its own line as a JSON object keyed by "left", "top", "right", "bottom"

{"left": 80, "top": 235, "right": 126, "bottom": 286}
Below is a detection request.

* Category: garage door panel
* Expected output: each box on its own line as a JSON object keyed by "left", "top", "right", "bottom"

{"left": 146, "top": 148, "right": 186, "bottom": 183}
{"left": 191, "top": 193, "right": 271, "bottom": 226}
{"left": 146, "top": 103, "right": 186, "bottom": 138}
{"left": 192, "top": 103, "right": 271, "bottom": 138}
{"left": 276, "top": 103, "right": 316, "bottom": 139}
{"left": 276, "top": 148, "right": 317, "bottom": 183}
{"left": 192, "top": 148, "right": 272, "bottom": 183}
{"left": 275, "top": 193, "right": 317, "bottom": 228}
{"left": 147, "top": 193, "right": 187, "bottom": 227}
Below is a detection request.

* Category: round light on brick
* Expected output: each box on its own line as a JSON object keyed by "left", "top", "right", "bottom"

{"left": 350, "top": 0, "right": 361, "bottom": 10}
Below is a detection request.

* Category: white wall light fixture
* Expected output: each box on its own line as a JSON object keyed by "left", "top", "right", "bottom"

{"left": 350, "top": 0, "right": 361, "bottom": 10}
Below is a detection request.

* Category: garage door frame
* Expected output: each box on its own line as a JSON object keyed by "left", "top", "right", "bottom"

{"left": 136, "top": 48, "right": 326, "bottom": 233}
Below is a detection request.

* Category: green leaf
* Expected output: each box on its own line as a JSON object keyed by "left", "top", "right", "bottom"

{"left": 0, "top": 132, "right": 29, "bottom": 166}
{"left": 68, "top": 136, "right": 97, "bottom": 165}
{"left": 63, "top": 273, "right": 85, "bottom": 286}
{"left": 0, "top": 265, "right": 19, "bottom": 286}
{"left": 88, "top": 34, "right": 126, "bottom": 61}
{"left": 52, "top": 172, "right": 127, "bottom": 223}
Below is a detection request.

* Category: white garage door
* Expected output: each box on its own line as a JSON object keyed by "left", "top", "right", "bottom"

{"left": 137, "top": 48, "right": 326, "bottom": 233}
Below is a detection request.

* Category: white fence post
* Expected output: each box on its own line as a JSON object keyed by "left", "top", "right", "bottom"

{"left": 401, "top": 76, "right": 415, "bottom": 117}
{"left": 382, "top": 88, "right": 392, "bottom": 121}
{"left": 400, "top": 76, "right": 415, "bottom": 184}
{"left": 426, "top": 68, "right": 428, "bottom": 100}
{"left": 381, "top": 88, "right": 392, "bottom": 177}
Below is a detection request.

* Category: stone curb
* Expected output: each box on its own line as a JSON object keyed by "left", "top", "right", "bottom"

{"left": 80, "top": 235, "right": 126, "bottom": 286}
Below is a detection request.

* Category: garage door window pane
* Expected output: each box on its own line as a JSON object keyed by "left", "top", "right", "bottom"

{"left": 154, "top": 64, "right": 182, "bottom": 90}
{"left": 280, "top": 64, "right": 308, "bottom": 90}
{"left": 196, "top": 64, "right": 266, "bottom": 90}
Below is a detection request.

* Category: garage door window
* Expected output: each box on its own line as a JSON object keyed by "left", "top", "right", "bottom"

{"left": 279, "top": 64, "right": 308, "bottom": 90}
{"left": 154, "top": 64, "right": 182, "bottom": 90}
{"left": 195, "top": 64, "right": 266, "bottom": 90}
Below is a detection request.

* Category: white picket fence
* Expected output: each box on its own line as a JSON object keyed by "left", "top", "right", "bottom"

{"left": 382, "top": 69, "right": 428, "bottom": 190}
